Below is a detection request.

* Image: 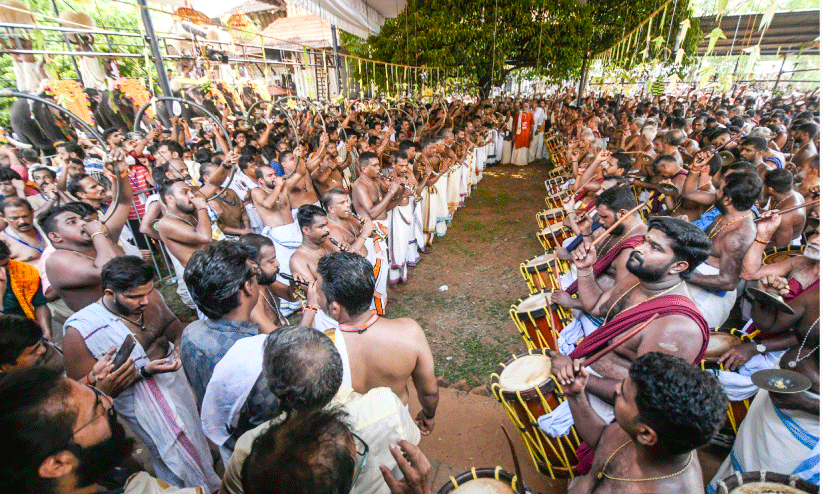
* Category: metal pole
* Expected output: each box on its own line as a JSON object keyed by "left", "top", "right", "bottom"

{"left": 331, "top": 25, "right": 343, "bottom": 96}
{"left": 772, "top": 54, "right": 787, "bottom": 94}
{"left": 49, "top": 0, "right": 84, "bottom": 86}
{"left": 137, "top": 0, "right": 172, "bottom": 99}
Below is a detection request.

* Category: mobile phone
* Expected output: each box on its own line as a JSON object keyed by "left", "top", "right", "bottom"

{"left": 111, "top": 334, "right": 137, "bottom": 371}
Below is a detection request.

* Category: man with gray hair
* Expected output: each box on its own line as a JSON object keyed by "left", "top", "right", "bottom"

{"left": 218, "top": 324, "right": 420, "bottom": 494}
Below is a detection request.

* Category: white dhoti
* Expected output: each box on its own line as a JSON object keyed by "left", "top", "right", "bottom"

{"left": 494, "top": 130, "right": 504, "bottom": 162}
{"left": 389, "top": 202, "right": 414, "bottom": 284}
{"left": 485, "top": 133, "right": 497, "bottom": 165}
{"left": 474, "top": 147, "right": 485, "bottom": 183}
{"left": 370, "top": 219, "right": 390, "bottom": 315}
{"left": 512, "top": 145, "right": 530, "bottom": 166}
{"left": 67, "top": 306, "right": 221, "bottom": 492}
{"left": 246, "top": 204, "right": 264, "bottom": 234}
{"left": 433, "top": 174, "right": 449, "bottom": 237}
{"left": 529, "top": 132, "right": 544, "bottom": 161}
{"left": 708, "top": 389, "right": 820, "bottom": 492}
{"left": 686, "top": 262, "right": 738, "bottom": 328}
{"left": 410, "top": 201, "right": 424, "bottom": 258}
{"left": 502, "top": 139, "right": 513, "bottom": 164}
{"left": 459, "top": 161, "right": 469, "bottom": 204}
{"left": 262, "top": 222, "right": 303, "bottom": 315}
{"left": 446, "top": 168, "right": 461, "bottom": 216}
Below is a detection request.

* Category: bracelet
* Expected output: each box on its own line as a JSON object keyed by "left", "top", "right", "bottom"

{"left": 582, "top": 233, "right": 592, "bottom": 237}
{"left": 422, "top": 410, "right": 435, "bottom": 420}
{"left": 198, "top": 207, "right": 208, "bottom": 212}
{"left": 303, "top": 305, "right": 318, "bottom": 312}
{"left": 90, "top": 231, "right": 106, "bottom": 240}
{"left": 139, "top": 366, "right": 152, "bottom": 379}
{"left": 221, "top": 163, "right": 233, "bottom": 169}
{"left": 579, "top": 268, "right": 594, "bottom": 277}
{"left": 754, "top": 238, "right": 769, "bottom": 245}
{"left": 86, "top": 371, "right": 94, "bottom": 386}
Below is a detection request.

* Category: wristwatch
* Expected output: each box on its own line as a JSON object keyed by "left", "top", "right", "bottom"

{"left": 755, "top": 343, "right": 767, "bottom": 354}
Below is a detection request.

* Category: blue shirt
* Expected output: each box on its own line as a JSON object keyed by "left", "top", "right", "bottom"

{"left": 180, "top": 318, "right": 259, "bottom": 409}
{"left": 694, "top": 205, "right": 761, "bottom": 232}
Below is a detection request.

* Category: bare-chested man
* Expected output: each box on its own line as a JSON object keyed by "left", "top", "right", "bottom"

{"left": 550, "top": 217, "right": 712, "bottom": 406}
{"left": 284, "top": 143, "right": 321, "bottom": 211}
{"left": 323, "top": 188, "right": 375, "bottom": 258}
{"left": 316, "top": 251, "right": 439, "bottom": 435}
{"left": 290, "top": 204, "right": 344, "bottom": 330}
{"left": 676, "top": 149, "right": 720, "bottom": 221}
{"left": 0, "top": 197, "right": 46, "bottom": 266}
{"left": 687, "top": 170, "right": 761, "bottom": 327}
{"left": 790, "top": 122, "right": 818, "bottom": 169}
{"left": 312, "top": 140, "right": 351, "bottom": 196}
{"left": 559, "top": 352, "right": 726, "bottom": 494}
{"left": 40, "top": 151, "right": 133, "bottom": 312}
{"left": 760, "top": 168, "right": 805, "bottom": 247}
{"left": 63, "top": 255, "right": 221, "bottom": 491}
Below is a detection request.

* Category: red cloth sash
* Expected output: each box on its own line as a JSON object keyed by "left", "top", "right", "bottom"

{"left": 566, "top": 235, "right": 644, "bottom": 295}
{"left": 784, "top": 277, "right": 820, "bottom": 303}
{"left": 568, "top": 294, "right": 710, "bottom": 364}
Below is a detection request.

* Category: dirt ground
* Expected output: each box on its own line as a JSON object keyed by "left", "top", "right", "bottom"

{"left": 153, "top": 159, "right": 727, "bottom": 492}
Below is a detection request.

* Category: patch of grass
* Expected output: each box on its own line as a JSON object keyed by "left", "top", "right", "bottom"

{"left": 434, "top": 332, "right": 522, "bottom": 387}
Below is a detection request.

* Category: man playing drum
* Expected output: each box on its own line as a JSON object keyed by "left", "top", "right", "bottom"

{"left": 559, "top": 352, "right": 727, "bottom": 493}
{"left": 550, "top": 217, "right": 713, "bottom": 409}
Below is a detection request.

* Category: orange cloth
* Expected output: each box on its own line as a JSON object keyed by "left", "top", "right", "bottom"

{"left": 9, "top": 259, "right": 40, "bottom": 320}
{"left": 514, "top": 111, "right": 534, "bottom": 149}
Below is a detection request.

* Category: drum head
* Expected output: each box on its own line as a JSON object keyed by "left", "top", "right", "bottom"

{"left": 452, "top": 479, "right": 516, "bottom": 494}
{"left": 517, "top": 292, "right": 550, "bottom": 314}
{"left": 498, "top": 354, "right": 553, "bottom": 392}
{"left": 718, "top": 471, "right": 818, "bottom": 494}
{"left": 541, "top": 223, "right": 568, "bottom": 235}
{"left": 704, "top": 332, "right": 744, "bottom": 360}
{"left": 525, "top": 253, "right": 553, "bottom": 268}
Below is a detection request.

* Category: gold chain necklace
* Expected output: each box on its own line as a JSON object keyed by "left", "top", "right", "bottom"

{"left": 263, "top": 287, "right": 288, "bottom": 327}
{"left": 328, "top": 217, "right": 357, "bottom": 241}
{"left": 300, "top": 243, "right": 327, "bottom": 260}
{"left": 99, "top": 299, "right": 146, "bottom": 332}
{"left": 708, "top": 212, "right": 752, "bottom": 240}
{"left": 166, "top": 212, "right": 197, "bottom": 228}
{"left": 771, "top": 194, "right": 792, "bottom": 211}
{"left": 605, "top": 281, "right": 684, "bottom": 321}
{"left": 598, "top": 440, "right": 692, "bottom": 482}
{"left": 597, "top": 223, "right": 641, "bottom": 259}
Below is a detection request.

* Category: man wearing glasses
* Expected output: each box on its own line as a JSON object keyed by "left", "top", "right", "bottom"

{"left": 0, "top": 366, "right": 210, "bottom": 493}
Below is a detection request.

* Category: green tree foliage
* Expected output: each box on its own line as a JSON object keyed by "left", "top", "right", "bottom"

{"left": 342, "top": 0, "right": 697, "bottom": 94}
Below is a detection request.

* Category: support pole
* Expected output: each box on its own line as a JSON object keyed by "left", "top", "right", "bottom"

{"left": 137, "top": 0, "right": 172, "bottom": 100}
{"left": 772, "top": 54, "right": 787, "bottom": 94}
{"left": 331, "top": 25, "right": 343, "bottom": 97}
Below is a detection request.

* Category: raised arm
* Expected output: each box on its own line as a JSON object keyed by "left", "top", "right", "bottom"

{"left": 102, "top": 150, "right": 134, "bottom": 240}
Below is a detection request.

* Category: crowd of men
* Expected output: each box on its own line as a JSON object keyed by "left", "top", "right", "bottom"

{"left": 0, "top": 85, "right": 818, "bottom": 494}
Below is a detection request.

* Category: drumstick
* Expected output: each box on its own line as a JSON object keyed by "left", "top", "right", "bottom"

{"left": 582, "top": 313, "right": 660, "bottom": 367}
{"left": 753, "top": 199, "right": 820, "bottom": 222}
{"left": 588, "top": 198, "right": 649, "bottom": 249}
{"left": 500, "top": 426, "right": 526, "bottom": 494}
{"left": 544, "top": 293, "right": 560, "bottom": 350}
{"left": 551, "top": 250, "right": 561, "bottom": 282}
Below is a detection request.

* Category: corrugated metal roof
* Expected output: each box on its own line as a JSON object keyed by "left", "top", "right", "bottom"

{"left": 697, "top": 10, "right": 820, "bottom": 56}
{"left": 261, "top": 14, "right": 333, "bottom": 49}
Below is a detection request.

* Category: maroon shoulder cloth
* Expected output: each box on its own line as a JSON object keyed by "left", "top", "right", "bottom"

{"left": 568, "top": 294, "right": 710, "bottom": 364}
{"left": 566, "top": 234, "right": 644, "bottom": 295}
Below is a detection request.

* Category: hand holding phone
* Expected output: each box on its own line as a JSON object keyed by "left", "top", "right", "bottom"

{"left": 112, "top": 334, "right": 137, "bottom": 372}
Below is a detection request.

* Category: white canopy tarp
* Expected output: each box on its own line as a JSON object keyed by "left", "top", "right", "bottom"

{"left": 173, "top": 0, "right": 402, "bottom": 38}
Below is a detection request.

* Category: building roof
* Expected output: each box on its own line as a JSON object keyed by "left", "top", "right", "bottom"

{"left": 218, "top": 0, "right": 284, "bottom": 17}
{"left": 697, "top": 10, "right": 820, "bottom": 57}
{"left": 261, "top": 14, "right": 333, "bottom": 50}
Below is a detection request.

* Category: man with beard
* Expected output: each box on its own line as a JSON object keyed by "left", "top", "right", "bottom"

{"left": 289, "top": 204, "right": 345, "bottom": 330}
{"left": 64, "top": 256, "right": 221, "bottom": 491}
{"left": 0, "top": 367, "right": 212, "bottom": 493}
{"left": 759, "top": 168, "right": 806, "bottom": 247}
{"left": 687, "top": 170, "right": 761, "bottom": 328}
{"left": 251, "top": 160, "right": 306, "bottom": 314}
{"left": 316, "top": 252, "right": 439, "bottom": 435}
{"left": 549, "top": 217, "right": 712, "bottom": 415}
{"left": 312, "top": 139, "right": 351, "bottom": 196}
{"left": 239, "top": 233, "right": 317, "bottom": 333}
{"left": 352, "top": 152, "right": 401, "bottom": 313}
{"left": 0, "top": 197, "right": 47, "bottom": 265}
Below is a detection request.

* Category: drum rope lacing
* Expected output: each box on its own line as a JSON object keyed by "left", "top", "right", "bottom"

{"left": 490, "top": 350, "right": 581, "bottom": 480}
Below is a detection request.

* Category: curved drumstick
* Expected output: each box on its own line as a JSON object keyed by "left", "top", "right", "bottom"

{"left": 582, "top": 313, "right": 660, "bottom": 367}
{"left": 753, "top": 199, "right": 820, "bottom": 222}
{"left": 588, "top": 198, "right": 650, "bottom": 249}
{"left": 500, "top": 426, "right": 526, "bottom": 494}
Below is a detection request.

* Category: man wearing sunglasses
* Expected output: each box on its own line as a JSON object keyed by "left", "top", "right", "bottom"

{"left": 0, "top": 366, "right": 208, "bottom": 493}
